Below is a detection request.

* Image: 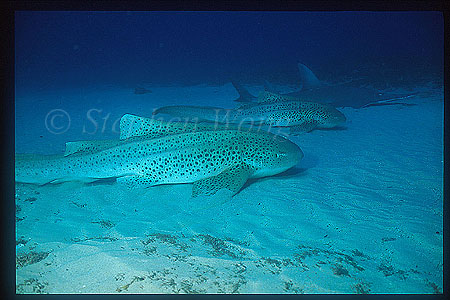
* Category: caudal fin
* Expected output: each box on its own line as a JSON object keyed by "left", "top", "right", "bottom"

{"left": 298, "top": 63, "right": 321, "bottom": 90}
{"left": 231, "top": 81, "right": 257, "bottom": 102}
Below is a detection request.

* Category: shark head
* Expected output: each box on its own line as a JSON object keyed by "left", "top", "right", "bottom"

{"left": 314, "top": 104, "right": 347, "bottom": 129}
{"left": 240, "top": 132, "right": 303, "bottom": 178}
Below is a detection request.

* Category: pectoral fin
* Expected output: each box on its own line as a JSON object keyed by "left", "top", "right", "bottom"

{"left": 192, "top": 164, "right": 255, "bottom": 197}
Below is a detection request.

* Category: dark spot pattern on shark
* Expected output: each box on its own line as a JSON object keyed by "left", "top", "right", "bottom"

{"left": 153, "top": 97, "right": 346, "bottom": 134}
{"left": 15, "top": 115, "right": 303, "bottom": 197}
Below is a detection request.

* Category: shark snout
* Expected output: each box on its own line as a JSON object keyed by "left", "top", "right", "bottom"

{"left": 290, "top": 144, "right": 304, "bottom": 166}
{"left": 323, "top": 109, "right": 346, "bottom": 128}
{"left": 335, "top": 111, "right": 346, "bottom": 124}
{"left": 280, "top": 139, "right": 304, "bottom": 167}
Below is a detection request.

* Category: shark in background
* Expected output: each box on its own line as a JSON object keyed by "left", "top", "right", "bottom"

{"left": 15, "top": 114, "right": 303, "bottom": 197}
{"left": 153, "top": 99, "right": 346, "bottom": 134}
{"left": 232, "top": 63, "right": 418, "bottom": 108}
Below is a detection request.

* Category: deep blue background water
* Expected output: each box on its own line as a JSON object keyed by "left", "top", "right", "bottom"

{"left": 15, "top": 11, "right": 443, "bottom": 90}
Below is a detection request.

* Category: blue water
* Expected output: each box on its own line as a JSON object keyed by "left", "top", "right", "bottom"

{"left": 15, "top": 11, "right": 443, "bottom": 91}
{"left": 15, "top": 11, "right": 443, "bottom": 294}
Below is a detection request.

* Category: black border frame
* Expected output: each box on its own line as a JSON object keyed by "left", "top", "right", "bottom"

{"left": 1, "top": 1, "right": 447, "bottom": 299}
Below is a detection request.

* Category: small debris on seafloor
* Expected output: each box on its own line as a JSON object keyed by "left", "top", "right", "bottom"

{"left": 91, "top": 219, "right": 116, "bottom": 229}
{"left": 351, "top": 249, "right": 367, "bottom": 257}
{"left": 331, "top": 263, "right": 350, "bottom": 277}
{"left": 426, "top": 280, "right": 442, "bottom": 294}
{"left": 71, "top": 201, "right": 87, "bottom": 208}
{"left": 381, "top": 237, "right": 397, "bottom": 242}
{"left": 353, "top": 282, "right": 371, "bottom": 294}
{"left": 16, "top": 236, "right": 30, "bottom": 246}
{"left": 16, "top": 251, "right": 51, "bottom": 269}
{"left": 16, "top": 278, "right": 48, "bottom": 294}
{"left": 25, "top": 197, "right": 37, "bottom": 203}
{"left": 71, "top": 236, "right": 118, "bottom": 243}
{"left": 116, "top": 276, "right": 145, "bottom": 292}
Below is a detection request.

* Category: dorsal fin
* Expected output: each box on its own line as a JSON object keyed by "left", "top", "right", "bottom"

{"left": 231, "top": 81, "right": 257, "bottom": 103}
{"left": 119, "top": 114, "right": 240, "bottom": 140}
{"left": 298, "top": 63, "right": 321, "bottom": 90}
{"left": 64, "top": 140, "right": 121, "bottom": 156}
{"left": 120, "top": 114, "right": 170, "bottom": 140}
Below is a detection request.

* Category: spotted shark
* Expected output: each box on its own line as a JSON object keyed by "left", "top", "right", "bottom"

{"left": 15, "top": 114, "right": 303, "bottom": 197}
{"left": 153, "top": 98, "right": 346, "bottom": 134}
{"left": 233, "top": 63, "right": 417, "bottom": 108}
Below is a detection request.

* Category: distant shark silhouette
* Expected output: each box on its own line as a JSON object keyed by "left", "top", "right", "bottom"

{"left": 232, "top": 63, "right": 417, "bottom": 108}
{"left": 134, "top": 87, "right": 152, "bottom": 95}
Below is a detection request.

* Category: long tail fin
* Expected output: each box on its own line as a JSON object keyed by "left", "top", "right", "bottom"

{"left": 298, "top": 63, "right": 321, "bottom": 90}
{"left": 231, "top": 81, "right": 257, "bottom": 102}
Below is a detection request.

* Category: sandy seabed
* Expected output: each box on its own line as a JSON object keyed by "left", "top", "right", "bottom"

{"left": 15, "top": 83, "right": 443, "bottom": 294}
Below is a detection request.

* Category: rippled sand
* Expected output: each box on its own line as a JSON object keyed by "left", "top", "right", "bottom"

{"left": 15, "top": 84, "right": 443, "bottom": 294}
